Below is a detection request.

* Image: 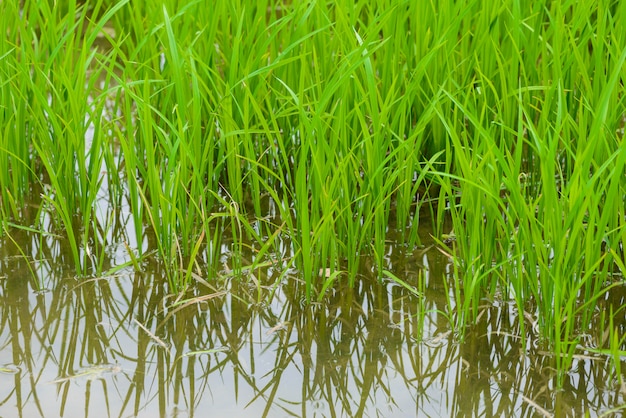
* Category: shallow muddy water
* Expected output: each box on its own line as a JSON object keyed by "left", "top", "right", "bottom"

{"left": 1, "top": 211, "right": 624, "bottom": 418}
{"left": 3, "top": 1, "right": 626, "bottom": 416}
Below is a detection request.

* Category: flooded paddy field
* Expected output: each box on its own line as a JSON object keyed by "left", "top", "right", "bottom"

{"left": 1, "top": 1, "right": 626, "bottom": 416}
{"left": 1, "top": 205, "right": 624, "bottom": 417}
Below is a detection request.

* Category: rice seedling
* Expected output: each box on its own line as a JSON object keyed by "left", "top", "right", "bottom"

{"left": 1, "top": 0, "right": 625, "bottom": 386}
{"left": 424, "top": 0, "right": 626, "bottom": 384}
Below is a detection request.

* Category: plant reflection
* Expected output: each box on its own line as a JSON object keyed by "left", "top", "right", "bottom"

{"left": 0, "top": 224, "right": 624, "bottom": 417}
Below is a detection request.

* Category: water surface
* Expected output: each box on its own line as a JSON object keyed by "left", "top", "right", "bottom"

{"left": 1, "top": 211, "right": 624, "bottom": 417}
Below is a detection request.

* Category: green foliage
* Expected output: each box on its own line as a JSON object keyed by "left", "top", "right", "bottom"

{"left": 1, "top": 0, "right": 625, "bottom": 383}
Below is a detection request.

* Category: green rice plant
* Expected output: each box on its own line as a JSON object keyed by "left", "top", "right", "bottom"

{"left": 424, "top": 0, "right": 626, "bottom": 384}
{"left": 0, "top": 1, "right": 41, "bottom": 219}
{"left": 3, "top": 0, "right": 459, "bottom": 291}
{"left": 0, "top": 0, "right": 127, "bottom": 273}
{"left": 2, "top": 1, "right": 626, "bottom": 387}
{"left": 435, "top": 85, "right": 625, "bottom": 381}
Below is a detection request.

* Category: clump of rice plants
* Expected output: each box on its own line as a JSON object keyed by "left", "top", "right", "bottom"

{"left": 1, "top": 0, "right": 625, "bottom": 385}
{"left": 427, "top": 0, "right": 626, "bottom": 384}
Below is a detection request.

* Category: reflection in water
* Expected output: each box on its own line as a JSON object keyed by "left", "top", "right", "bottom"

{"left": 0, "top": 221, "right": 625, "bottom": 417}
